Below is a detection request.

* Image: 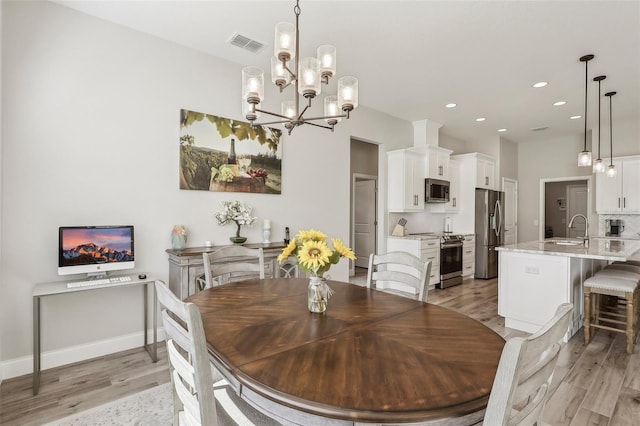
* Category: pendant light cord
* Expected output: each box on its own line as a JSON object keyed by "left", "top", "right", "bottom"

{"left": 584, "top": 59, "right": 588, "bottom": 151}
{"left": 609, "top": 94, "right": 614, "bottom": 166}
{"left": 593, "top": 75, "right": 606, "bottom": 161}
{"left": 597, "top": 79, "right": 601, "bottom": 158}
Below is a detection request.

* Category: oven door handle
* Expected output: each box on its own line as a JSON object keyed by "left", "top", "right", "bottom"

{"left": 441, "top": 242, "right": 463, "bottom": 249}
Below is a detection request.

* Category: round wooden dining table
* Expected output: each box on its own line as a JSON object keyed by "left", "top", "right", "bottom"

{"left": 186, "top": 278, "right": 505, "bottom": 425}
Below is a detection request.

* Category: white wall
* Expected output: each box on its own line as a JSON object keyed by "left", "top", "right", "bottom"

{"left": 0, "top": 1, "right": 412, "bottom": 378}
{"left": 500, "top": 137, "right": 518, "bottom": 181}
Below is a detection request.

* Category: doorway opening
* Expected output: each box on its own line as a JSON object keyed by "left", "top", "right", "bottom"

{"left": 350, "top": 139, "right": 379, "bottom": 279}
{"left": 539, "top": 177, "right": 591, "bottom": 240}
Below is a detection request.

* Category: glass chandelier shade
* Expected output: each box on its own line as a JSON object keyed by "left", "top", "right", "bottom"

{"left": 338, "top": 76, "right": 358, "bottom": 111}
{"left": 298, "top": 57, "right": 321, "bottom": 98}
{"left": 242, "top": 67, "right": 264, "bottom": 103}
{"left": 241, "top": 0, "right": 358, "bottom": 134}
{"left": 606, "top": 164, "right": 617, "bottom": 178}
{"left": 274, "top": 22, "right": 295, "bottom": 62}
{"left": 317, "top": 45, "right": 336, "bottom": 81}
{"left": 243, "top": 100, "right": 260, "bottom": 121}
{"left": 282, "top": 100, "right": 297, "bottom": 118}
{"left": 324, "top": 95, "right": 341, "bottom": 125}
{"left": 578, "top": 54, "right": 594, "bottom": 167}
{"left": 271, "top": 57, "right": 290, "bottom": 88}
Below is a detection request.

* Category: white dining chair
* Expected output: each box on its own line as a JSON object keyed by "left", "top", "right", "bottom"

{"left": 483, "top": 303, "right": 574, "bottom": 426}
{"left": 155, "top": 280, "right": 217, "bottom": 425}
{"left": 366, "top": 251, "right": 431, "bottom": 302}
{"left": 201, "top": 245, "right": 265, "bottom": 290}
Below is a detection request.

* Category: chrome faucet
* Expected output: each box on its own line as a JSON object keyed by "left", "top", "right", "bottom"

{"left": 568, "top": 213, "right": 589, "bottom": 247}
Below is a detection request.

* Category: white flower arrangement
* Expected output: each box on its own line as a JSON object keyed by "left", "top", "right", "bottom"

{"left": 214, "top": 200, "right": 256, "bottom": 239}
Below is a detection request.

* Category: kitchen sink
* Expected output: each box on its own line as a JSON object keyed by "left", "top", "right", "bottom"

{"left": 545, "top": 239, "right": 584, "bottom": 246}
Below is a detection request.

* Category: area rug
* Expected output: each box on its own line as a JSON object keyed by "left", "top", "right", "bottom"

{"left": 45, "top": 380, "right": 280, "bottom": 426}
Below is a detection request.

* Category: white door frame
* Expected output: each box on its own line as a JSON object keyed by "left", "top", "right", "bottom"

{"left": 538, "top": 176, "right": 592, "bottom": 241}
{"left": 501, "top": 177, "right": 518, "bottom": 244}
{"left": 351, "top": 173, "right": 378, "bottom": 275}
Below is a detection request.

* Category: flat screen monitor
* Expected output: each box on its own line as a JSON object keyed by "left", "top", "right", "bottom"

{"left": 58, "top": 225, "right": 134, "bottom": 277}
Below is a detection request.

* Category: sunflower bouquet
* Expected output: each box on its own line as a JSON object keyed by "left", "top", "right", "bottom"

{"left": 277, "top": 229, "right": 356, "bottom": 278}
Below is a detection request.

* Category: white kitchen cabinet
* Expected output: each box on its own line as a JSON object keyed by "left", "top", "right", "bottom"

{"left": 425, "top": 146, "right": 453, "bottom": 180}
{"left": 388, "top": 149, "right": 425, "bottom": 212}
{"left": 451, "top": 152, "right": 497, "bottom": 191}
{"left": 476, "top": 156, "right": 495, "bottom": 189}
{"left": 596, "top": 156, "right": 640, "bottom": 214}
{"left": 387, "top": 237, "right": 440, "bottom": 289}
{"left": 462, "top": 234, "right": 475, "bottom": 279}
{"left": 430, "top": 159, "right": 460, "bottom": 213}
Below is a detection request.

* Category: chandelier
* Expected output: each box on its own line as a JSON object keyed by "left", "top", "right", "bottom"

{"left": 241, "top": 0, "right": 358, "bottom": 135}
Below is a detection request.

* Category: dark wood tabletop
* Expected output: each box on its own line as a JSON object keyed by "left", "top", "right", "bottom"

{"left": 186, "top": 278, "right": 505, "bottom": 424}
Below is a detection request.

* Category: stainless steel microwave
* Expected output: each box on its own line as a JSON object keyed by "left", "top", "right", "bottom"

{"left": 425, "top": 178, "right": 450, "bottom": 203}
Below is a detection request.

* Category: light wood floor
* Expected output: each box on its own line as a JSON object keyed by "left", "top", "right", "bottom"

{"left": 1, "top": 274, "right": 639, "bottom": 425}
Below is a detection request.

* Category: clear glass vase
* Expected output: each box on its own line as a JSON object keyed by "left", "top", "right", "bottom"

{"left": 308, "top": 276, "right": 328, "bottom": 313}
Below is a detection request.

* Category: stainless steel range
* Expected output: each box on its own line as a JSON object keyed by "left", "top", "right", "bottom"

{"left": 439, "top": 234, "right": 465, "bottom": 289}
{"left": 409, "top": 233, "right": 465, "bottom": 289}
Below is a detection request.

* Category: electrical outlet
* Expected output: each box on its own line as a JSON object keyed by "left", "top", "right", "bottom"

{"left": 525, "top": 266, "right": 540, "bottom": 274}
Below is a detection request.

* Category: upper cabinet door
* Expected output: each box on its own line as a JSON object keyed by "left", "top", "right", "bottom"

{"left": 388, "top": 149, "right": 425, "bottom": 212}
{"left": 596, "top": 156, "right": 640, "bottom": 214}
{"left": 621, "top": 157, "right": 640, "bottom": 213}
{"left": 476, "top": 157, "right": 496, "bottom": 189}
{"left": 425, "top": 146, "right": 452, "bottom": 180}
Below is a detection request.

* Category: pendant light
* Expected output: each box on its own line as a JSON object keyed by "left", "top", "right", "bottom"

{"left": 578, "top": 54, "right": 594, "bottom": 167}
{"left": 592, "top": 75, "right": 606, "bottom": 173}
{"left": 605, "top": 91, "right": 617, "bottom": 177}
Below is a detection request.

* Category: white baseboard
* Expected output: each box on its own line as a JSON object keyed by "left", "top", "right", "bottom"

{"left": 0, "top": 328, "right": 165, "bottom": 381}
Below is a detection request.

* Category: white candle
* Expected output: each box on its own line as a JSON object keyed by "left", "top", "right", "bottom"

{"left": 264, "top": 219, "right": 271, "bottom": 229}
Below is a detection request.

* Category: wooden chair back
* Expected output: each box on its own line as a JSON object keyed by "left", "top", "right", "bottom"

{"left": 155, "top": 280, "right": 217, "bottom": 426}
{"left": 366, "top": 251, "right": 431, "bottom": 302}
{"left": 202, "top": 246, "right": 265, "bottom": 290}
{"left": 484, "top": 303, "right": 574, "bottom": 426}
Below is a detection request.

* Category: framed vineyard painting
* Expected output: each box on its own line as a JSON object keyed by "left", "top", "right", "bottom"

{"left": 179, "top": 109, "right": 283, "bottom": 194}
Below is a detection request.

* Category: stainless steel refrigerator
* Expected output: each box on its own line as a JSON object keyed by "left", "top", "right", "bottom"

{"left": 475, "top": 188, "right": 504, "bottom": 279}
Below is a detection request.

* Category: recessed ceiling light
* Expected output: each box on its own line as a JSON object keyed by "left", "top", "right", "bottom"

{"left": 445, "top": 103, "right": 457, "bottom": 108}
{"left": 570, "top": 115, "right": 582, "bottom": 120}
{"left": 475, "top": 117, "right": 486, "bottom": 122}
{"left": 553, "top": 101, "right": 567, "bottom": 106}
{"left": 498, "top": 128, "right": 507, "bottom": 132}
{"left": 533, "top": 81, "right": 548, "bottom": 88}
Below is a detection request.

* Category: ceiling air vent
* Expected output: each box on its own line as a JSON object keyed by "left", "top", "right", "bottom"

{"left": 228, "top": 33, "right": 265, "bottom": 54}
{"left": 531, "top": 126, "right": 549, "bottom": 132}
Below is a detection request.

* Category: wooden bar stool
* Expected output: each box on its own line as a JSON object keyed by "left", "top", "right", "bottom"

{"left": 584, "top": 274, "right": 639, "bottom": 354}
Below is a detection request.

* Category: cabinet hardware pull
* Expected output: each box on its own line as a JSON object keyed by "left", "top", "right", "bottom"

{"left": 485, "top": 176, "right": 489, "bottom": 186}
{"left": 624, "top": 197, "right": 626, "bottom": 208}
{"left": 619, "top": 197, "right": 621, "bottom": 208}
{"left": 439, "top": 165, "right": 443, "bottom": 176}
{"left": 453, "top": 198, "right": 457, "bottom": 207}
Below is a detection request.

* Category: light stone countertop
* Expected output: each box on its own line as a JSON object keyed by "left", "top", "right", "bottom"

{"left": 388, "top": 234, "right": 441, "bottom": 240}
{"left": 496, "top": 238, "right": 640, "bottom": 262}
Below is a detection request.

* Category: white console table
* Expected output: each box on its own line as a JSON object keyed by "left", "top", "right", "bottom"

{"left": 32, "top": 273, "right": 158, "bottom": 395}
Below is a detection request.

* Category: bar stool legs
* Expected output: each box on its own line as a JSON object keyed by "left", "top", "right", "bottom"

{"left": 583, "top": 275, "right": 639, "bottom": 354}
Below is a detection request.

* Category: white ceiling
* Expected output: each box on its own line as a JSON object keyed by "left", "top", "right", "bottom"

{"left": 53, "top": 0, "right": 640, "bottom": 144}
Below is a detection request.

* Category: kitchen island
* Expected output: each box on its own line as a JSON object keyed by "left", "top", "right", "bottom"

{"left": 496, "top": 238, "right": 640, "bottom": 336}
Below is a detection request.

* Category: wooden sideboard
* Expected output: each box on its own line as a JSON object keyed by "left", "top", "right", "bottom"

{"left": 166, "top": 242, "right": 289, "bottom": 299}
